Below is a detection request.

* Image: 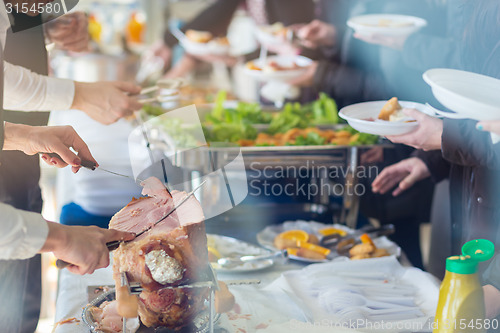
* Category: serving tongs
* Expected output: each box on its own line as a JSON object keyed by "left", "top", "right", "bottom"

{"left": 137, "top": 77, "right": 187, "bottom": 104}
{"left": 320, "top": 224, "right": 395, "bottom": 254}
{"left": 55, "top": 181, "right": 207, "bottom": 269}
{"left": 216, "top": 249, "right": 288, "bottom": 269}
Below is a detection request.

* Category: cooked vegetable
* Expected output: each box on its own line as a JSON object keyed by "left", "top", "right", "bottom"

{"left": 288, "top": 132, "right": 326, "bottom": 146}
{"left": 268, "top": 102, "right": 309, "bottom": 134}
{"left": 312, "top": 92, "right": 339, "bottom": 124}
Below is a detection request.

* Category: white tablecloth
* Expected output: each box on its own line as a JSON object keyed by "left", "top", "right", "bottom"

{"left": 53, "top": 257, "right": 310, "bottom": 333}
{"left": 53, "top": 256, "right": 436, "bottom": 333}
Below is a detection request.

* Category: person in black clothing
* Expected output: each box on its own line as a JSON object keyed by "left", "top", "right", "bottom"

{"left": 371, "top": 0, "right": 500, "bottom": 287}
{"left": 289, "top": 0, "right": 438, "bottom": 268}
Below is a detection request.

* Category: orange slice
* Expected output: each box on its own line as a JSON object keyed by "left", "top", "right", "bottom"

{"left": 360, "top": 233, "right": 375, "bottom": 247}
{"left": 298, "top": 242, "right": 331, "bottom": 256}
{"left": 286, "top": 248, "right": 299, "bottom": 256}
{"left": 278, "top": 230, "right": 309, "bottom": 242}
{"left": 318, "top": 227, "right": 347, "bottom": 237}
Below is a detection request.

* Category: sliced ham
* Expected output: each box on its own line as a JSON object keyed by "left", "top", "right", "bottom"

{"left": 140, "top": 177, "right": 172, "bottom": 201}
{"left": 90, "top": 301, "right": 140, "bottom": 333}
{"left": 109, "top": 177, "right": 209, "bottom": 329}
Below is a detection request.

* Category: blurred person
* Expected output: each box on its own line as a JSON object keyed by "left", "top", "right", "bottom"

{"left": 0, "top": 2, "right": 140, "bottom": 332}
{"left": 44, "top": 11, "right": 89, "bottom": 52}
{"left": 150, "top": 0, "right": 317, "bottom": 78}
{"left": 372, "top": 0, "right": 500, "bottom": 282}
{"left": 290, "top": 0, "right": 438, "bottom": 268}
{"left": 0, "top": 121, "right": 135, "bottom": 331}
{"left": 1, "top": 122, "right": 134, "bottom": 275}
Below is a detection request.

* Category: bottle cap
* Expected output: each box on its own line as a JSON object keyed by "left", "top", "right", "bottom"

{"left": 462, "top": 239, "right": 495, "bottom": 261}
{"left": 446, "top": 239, "right": 495, "bottom": 274}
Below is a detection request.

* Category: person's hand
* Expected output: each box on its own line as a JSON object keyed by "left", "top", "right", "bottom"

{"left": 288, "top": 61, "right": 317, "bottom": 87}
{"left": 297, "top": 20, "right": 337, "bottom": 49}
{"left": 477, "top": 120, "right": 500, "bottom": 136}
{"left": 45, "top": 12, "right": 89, "bottom": 52}
{"left": 41, "top": 222, "right": 135, "bottom": 275}
{"left": 372, "top": 157, "right": 430, "bottom": 196}
{"left": 360, "top": 147, "right": 384, "bottom": 165}
{"left": 353, "top": 33, "right": 407, "bottom": 50}
{"left": 3, "top": 122, "right": 96, "bottom": 173}
{"left": 71, "top": 81, "right": 142, "bottom": 125}
{"left": 385, "top": 108, "right": 443, "bottom": 151}
{"left": 483, "top": 285, "right": 500, "bottom": 319}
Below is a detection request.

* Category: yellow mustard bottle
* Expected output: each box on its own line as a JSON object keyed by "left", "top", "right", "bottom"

{"left": 433, "top": 239, "right": 494, "bottom": 333}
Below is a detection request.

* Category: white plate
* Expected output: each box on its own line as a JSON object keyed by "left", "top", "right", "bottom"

{"left": 347, "top": 14, "right": 427, "bottom": 37}
{"left": 244, "top": 55, "right": 312, "bottom": 81}
{"left": 423, "top": 68, "right": 500, "bottom": 121}
{"left": 207, "top": 234, "right": 274, "bottom": 272}
{"left": 256, "top": 220, "right": 400, "bottom": 263}
{"left": 180, "top": 38, "right": 230, "bottom": 56}
{"left": 339, "top": 100, "right": 427, "bottom": 136}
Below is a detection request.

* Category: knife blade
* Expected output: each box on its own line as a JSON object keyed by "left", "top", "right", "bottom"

{"left": 56, "top": 180, "right": 206, "bottom": 269}
{"left": 129, "top": 278, "right": 260, "bottom": 294}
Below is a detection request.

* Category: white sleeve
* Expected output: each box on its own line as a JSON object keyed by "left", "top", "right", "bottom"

{"left": 3, "top": 61, "right": 75, "bottom": 111}
{"left": 0, "top": 202, "right": 49, "bottom": 260}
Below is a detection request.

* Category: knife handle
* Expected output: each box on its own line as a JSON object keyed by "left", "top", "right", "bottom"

{"left": 55, "top": 240, "right": 122, "bottom": 269}
{"left": 41, "top": 153, "right": 97, "bottom": 170}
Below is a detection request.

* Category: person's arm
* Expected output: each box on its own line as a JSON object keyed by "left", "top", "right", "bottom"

{"left": 441, "top": 119, "right": 500, "bottom": 169}
{"left": 4, "top": 60, "right": 74, "bottom": 111}
{"left": 3, "top": 122, "right": 96, "bottom": 172}
{"left": 4, "top": 62, "right": 142, "bottom": 124}
{"left": 0, "top": 202, "right": 134, "bottom": 274}
{"left": 0, "top": 202, "right": 48, "bottom": 260}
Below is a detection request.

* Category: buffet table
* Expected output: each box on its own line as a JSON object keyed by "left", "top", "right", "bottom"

{"left": 54, "top": 255, "right": 438, "bottom": 333}
{"left": 54, "top": 258, "right": 306, "bottom": 333}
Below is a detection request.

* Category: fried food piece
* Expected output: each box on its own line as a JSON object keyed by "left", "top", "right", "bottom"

{"left": 282, "top": 128, "right": 302, "bottom": 143}
{"left": 378, "top": 97, "right": 402, "bottom": 121}
{"left": 214, "top": 37, "right": 230, "bottom": 45}
{"left": 246, "top": 61, "right": 261, "bottom": 71}
{"left": 321, "top": 130, "right": 337, "bottom": 141}
{"left": 255, "top": 133, "right": 275, "bottom": 146}
{"left": 308, "top": 233, "right": 320, "bottom": 245}
{"left": 349, "top": 243, "right": 375, "bottom": 256}
{"left": 185, "top": 29, "right": 213, "bottom": 43}
{"left": 372, "top": 248, "right": 390, "bottom": 258}
{"left": 237, "top": 139, "right": 255, "bottom": 147}
{"left": 215, "top": 281, "right": 235, "bottom": 313}
{"left": 296, "top": 247, "right": 327, "bottom": 260}
{"left": 331, "top": 137, "right": 351, "bottom": 146}
{"left": 351, "top": 254, "right": 372, "bottom": 260}
{"left": 335, "top": 130, "right": 352, "bottom": 138}
{"left": 274, "top": 236, "right": 298, "bottom": 250}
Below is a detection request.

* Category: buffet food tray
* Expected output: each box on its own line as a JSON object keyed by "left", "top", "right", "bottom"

{"left": 172, "top": 143, "right": 390, "bottom": 171}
